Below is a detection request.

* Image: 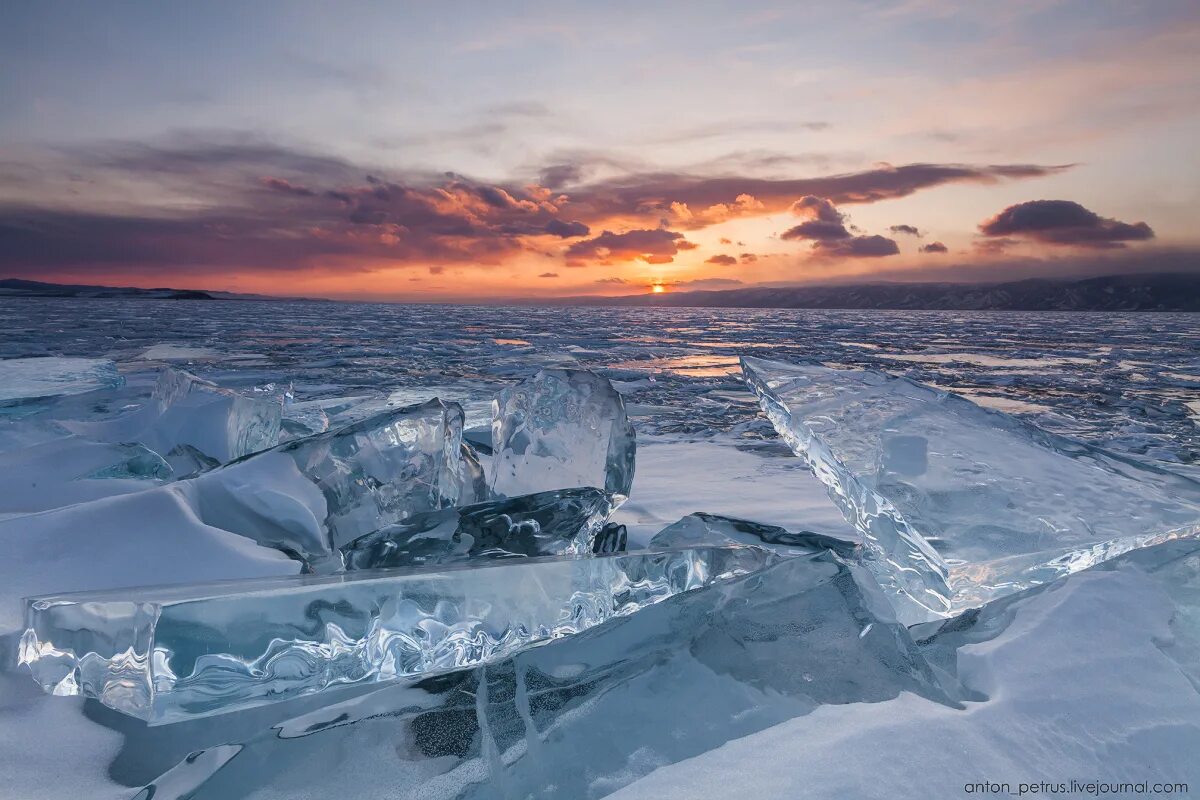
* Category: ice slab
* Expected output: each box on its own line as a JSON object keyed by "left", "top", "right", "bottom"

{"left": 742, "top": 356, "right": 1200, "bottom": 624}
{"left": 64, "top": 367, "right": 281, "bottom": 473}
{"left": 490, "top": 369, "right": 635, "bottom": 500}
{"left": 651, "top": 512, "right": 857, "bottom": 558}
{"left": 182, "top": 398, "right": 487, "bottom": 566}
{"left": 341, "top": 487, "right": 616, "bottom": 570}
{"left": 0, "top": 357, "right": 123, "bottom": 405}
{"left": 131, "top": 550, "right": 949, "bottom": 798}
{"left": 19, "top": 546, "right": 773, "bottom": 724}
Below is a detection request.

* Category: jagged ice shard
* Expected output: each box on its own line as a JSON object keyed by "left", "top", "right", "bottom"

{"left": 184, "top": 398, "right": 487, "bottom": 567}
{"left": 741, "top": 355, "right": 1200, "bottom": 625}
{"left": 0, "top": 356, "right": 124, "bottom": 406}
{"left": 341, "top": 487, "right": 617, "bottom": 570}
{"left": 490, "top": 369, "right": 635, "bottom": 500}
{"left": 18, "top": 546, "right": 773, "bottom": 724}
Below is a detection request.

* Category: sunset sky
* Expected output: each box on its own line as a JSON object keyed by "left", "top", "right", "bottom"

{"left": 1, "top": 1, "right": 1198, "bottom": 301}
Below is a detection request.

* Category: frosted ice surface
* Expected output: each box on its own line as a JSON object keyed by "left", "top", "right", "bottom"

{"left": 131, "top": 550, "right": 949, "bottom": 798}
{"left": 651, "top": 512, "right": 856, "bottom": 558}
{"left": 19, "top": 546, "right": 773, "bottom": 724}
{"left": 341, "top": 487, "right": 616, "bottom": 569}
{"left": 742, "top": 356, "right": 1200, "bottom": 624}
{"left": 490, "top": 369, "right": 635, "bottom": 499}
{"left": 64, "top": 367, "right": 281, "bottom": 473}
{"left": 0, "top": 437, "right": 171, "bottom": 513}
{"left": 0, "top": 357, "right": 123, "bottom": 405}
{"left": 185, "top": 398, "right": 487, "bottom": 567}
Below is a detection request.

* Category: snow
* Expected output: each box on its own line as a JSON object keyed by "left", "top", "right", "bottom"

{"left": 610, "top": 565, "right": 1200, "bottom": 800}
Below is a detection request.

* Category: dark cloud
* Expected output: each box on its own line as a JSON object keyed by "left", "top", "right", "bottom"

{"left": 979, "top": 200, "right": 1154, "bottom": 248}
{"left": 790, "top": 195, "right": 843, "bottom": 222}
{"left": 538, "top": 272, "right": 558, "bottom": 278}
{"left": 890, "top": 224, "right": 922, "bottom": 237}
{"left": 555, "top": 163, "right": 1070, "bottom": 229}
{"left": 543, "top": 218, "right": 590, "bottom": 238}
{"left": 920, "top": 241, "right": 949, "bottom": 253}
{"left": 705, "top": 254, "right": 738, "bottom": 266}
{"left": 538, "top": 163, "right": 582, "bottom": 190}
{"left": 564, "top": 228, "right": 695, "bottom": 264}
{"left": 813, "top": 235, "right": 900, "bottom": 258}
{"left": 594, "top": 277, "right": 626, "bottom": 284}
{"left": 781, "top": 219, "right": 851, "bottom": 241}
{"left": 781, "top": 195, "right": 853, "bottom": 241}
{"left": 740, "top": 253, "right": 758, "bottom": 263}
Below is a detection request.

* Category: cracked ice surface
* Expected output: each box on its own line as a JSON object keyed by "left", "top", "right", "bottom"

{"left": 742, "top": 355, "right": 1200, "bottom": 624}
{"left": 490, "top": 369, "right": 636, "bottom": 500}
{"left": 19, "top": 546, "right": 772, "bottom": 723}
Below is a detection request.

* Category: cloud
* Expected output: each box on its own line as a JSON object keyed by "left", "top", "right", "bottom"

{"left": 594, "top": 277, "right": 626, "bottom": 284}
{"left": 776, "top": 195, "right": 898, "bottom": 257}
{"left": 543, "top": 218, "right": 590, "bottom": 238}
{"left": 557, "top": 162, "right": 1070, "bottom": 228}
{"left": 890, "top": 224, "right": 922, "bottom": 237}
{"left": 261, "top": 176, "right": 318, "bottom": 197}
{"left": 813, "top": 235, "right": 900, "bottom": 258}
{"left": 920, "top": 241, "right": 949, "bottom": 253}
{"left": 0, "top": 131, "right": 1070, "bottom": 281}
{"left": 538, "top": 272, "right": 558, "bottom": 278}
{"left": 781, "top": 219, "right": 851, "bottom": 241}
{"left": 740, "top": 253, "right": 758, "bottom": 263}
{"left": 781, "top": 195, "right": 855, "bottom": 242}
{"left": 705, "top": 254, "right": 738, "bottom": 266}
{"left": 979, "top": 200, "right": 1154, "bottom": 248}
{"left": 564, "top": 228, "right": 695, "bottom": 264}
{"left": 790, "top": 195, "right": 843, "bottom": 222}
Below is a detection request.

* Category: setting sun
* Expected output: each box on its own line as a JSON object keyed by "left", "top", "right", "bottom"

{"left": 651, "top": 284, "right": 665, "bottom": 293}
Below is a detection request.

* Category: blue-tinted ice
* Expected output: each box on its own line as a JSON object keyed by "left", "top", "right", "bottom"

{"left": 0, "top": 356, "right": 123, "bottom": 406}
{"left": 130, "top": 550, "right": 952, "bottom": 798}
{"left": 742, "top": 355, "right": 1200, "bottom": 623}
{"left": 490, "top": 369, "right": 636, "bottom": 500}
{"left": 341, "top": 487, "right": 617, "bottom": 569}
{"left": 18, "top": 546, "right": 772, "bottom": 723}
{"left": 63, "top": 367, "right": 281, "bottom": 474}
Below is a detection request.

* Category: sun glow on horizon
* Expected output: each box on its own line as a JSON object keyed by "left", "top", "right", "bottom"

{"left": 651, "top": 284, "right": 665, "bottom": 293}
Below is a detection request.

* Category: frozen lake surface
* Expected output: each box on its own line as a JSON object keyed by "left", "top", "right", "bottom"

{"left": 0, "top": 298, "right": 1198, "bottom": 799}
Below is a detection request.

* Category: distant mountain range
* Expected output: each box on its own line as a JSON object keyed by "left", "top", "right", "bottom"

{"left": 4, "top": 273, "right": 1199, "bottom": 311}
{"left": 557, "top": 273, "right": 1200, "bottom": 312}
{"left": 0, "top": 278, "right": 306, "bottom": 302}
